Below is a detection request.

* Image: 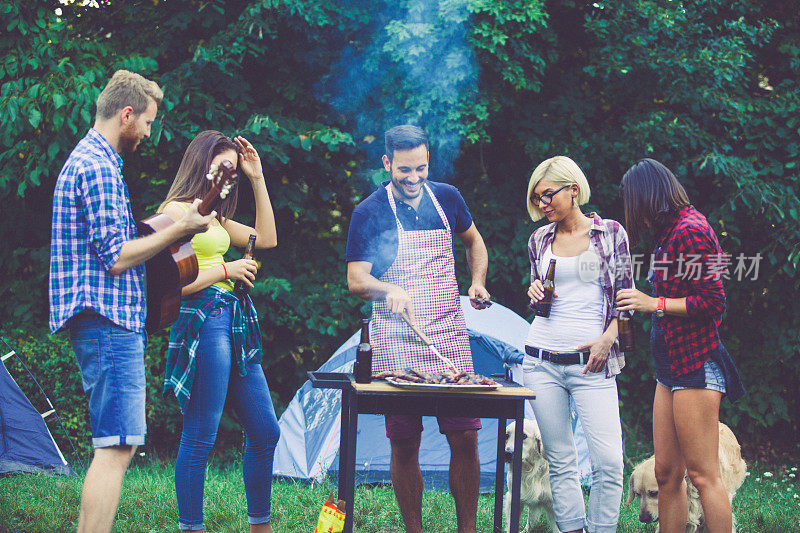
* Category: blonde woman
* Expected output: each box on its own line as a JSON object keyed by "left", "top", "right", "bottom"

{"left": 523, "top": 156, "right": 633, "bottom": 533}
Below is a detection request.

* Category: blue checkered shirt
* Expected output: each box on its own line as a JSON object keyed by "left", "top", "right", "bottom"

{"left": 49, "top": 129, "right": 145, "bottom": 333}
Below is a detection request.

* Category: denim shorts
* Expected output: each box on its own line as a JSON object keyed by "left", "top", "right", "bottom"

{"left": 651, "top": 316, "right": 726, "bottom": 394}
{"left": 68, "top": 310, "right": 147, "bottom": 448}
{"left": 657, "top": 358, "right": 727, "bottom": 393}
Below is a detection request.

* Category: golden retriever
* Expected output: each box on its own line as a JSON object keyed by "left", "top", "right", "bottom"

{"left": 626, "top": 422, "right": 747, "bottom": 532}
{"left": 503, "top": 419, "right": 558, "bottom": 533}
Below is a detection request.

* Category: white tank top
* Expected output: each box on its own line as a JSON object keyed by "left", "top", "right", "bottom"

{"left": 526, "top": 244, "right": 605, "bottom": 351}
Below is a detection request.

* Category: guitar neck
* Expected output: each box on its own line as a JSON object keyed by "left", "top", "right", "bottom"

{"left": 198, "top": 186, "right": 221, "bottom": 216}
{"left": 171, "top": 186, "right": 220, "bottom": 246}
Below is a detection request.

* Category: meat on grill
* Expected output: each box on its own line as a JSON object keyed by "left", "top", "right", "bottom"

{"left": 372, "top": 368, "right": 497, "bottom": 386}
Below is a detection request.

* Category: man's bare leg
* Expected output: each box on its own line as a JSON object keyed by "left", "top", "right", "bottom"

{"left": 446, "top": 430, "right": 479, "bottom": 533}
{"left": 77, "top": 445, "right": 135, "bottom": 533}
{"left": 390, "top": 435, "right": 424, "bottom": 533}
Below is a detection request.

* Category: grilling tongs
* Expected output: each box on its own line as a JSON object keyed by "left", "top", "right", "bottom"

{"left": 400, "top": 310, "right": 458, "bottom": 373}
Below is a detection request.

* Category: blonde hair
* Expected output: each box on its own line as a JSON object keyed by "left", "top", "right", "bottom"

{"left": 95, "top": 70, "right": 163, "bottom": 121}
{"left": 526, "top": 155, "right": 591, "bottom": 222}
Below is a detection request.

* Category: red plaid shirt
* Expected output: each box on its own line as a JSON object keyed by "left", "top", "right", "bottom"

{"left": 651, "top": 205, "right": 726, "bottom": 376}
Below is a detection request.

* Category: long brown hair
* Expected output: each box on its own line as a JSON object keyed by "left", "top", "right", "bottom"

{"left": 620, "top": 158, "right": 690, "bottom": 245}
{"left": 160, "top": 130, "right": 240, "bottom": 221}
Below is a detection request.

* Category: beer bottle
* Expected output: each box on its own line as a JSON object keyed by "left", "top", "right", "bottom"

{"left": 535, "top": 259, "right": 556, "bottom": 317}
{"left": 234, "top": 234, "right": 257, "bottom": 298}
{"left": 354, "top": 318, "right": 372, "bottom": 383}
{"left": 618, "top": 311, "right": 635, "bottom": 352}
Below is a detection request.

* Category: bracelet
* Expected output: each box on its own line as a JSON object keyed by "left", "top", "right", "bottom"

{"left": 222, "top": 263, "right": 228, "bottom": 279}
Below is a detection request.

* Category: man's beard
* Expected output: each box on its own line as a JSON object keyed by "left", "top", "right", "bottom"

{"left": 393, "top": 177, "right": 425, "bottom": 200}
{"left": 118, "top": 124, "right": 140, "bottom": 153}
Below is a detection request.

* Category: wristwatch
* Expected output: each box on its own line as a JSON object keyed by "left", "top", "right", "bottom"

{"left": 655, "top": 297, "right": 666, "bottom": 318}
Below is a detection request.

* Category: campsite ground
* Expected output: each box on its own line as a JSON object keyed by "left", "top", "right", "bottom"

{"left": 0, "top": 458, "right": 798, "bottom": 532}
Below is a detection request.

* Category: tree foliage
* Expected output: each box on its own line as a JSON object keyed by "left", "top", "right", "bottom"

{"left": 1, "top": 0, "right": 798, "bottom": 455}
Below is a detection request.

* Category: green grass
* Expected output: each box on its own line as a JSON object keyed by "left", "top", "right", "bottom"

{"left": 0, "top": 461, "right": 797, "bottom": 532}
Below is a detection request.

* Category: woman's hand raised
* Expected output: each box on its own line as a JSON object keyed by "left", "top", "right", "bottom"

{"left": 234, "top": 136, "right": 264, "bottom": 182}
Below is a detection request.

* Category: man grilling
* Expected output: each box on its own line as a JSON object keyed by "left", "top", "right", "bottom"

{"left": 346, "top": 124, "right": 490, "bottom": 533}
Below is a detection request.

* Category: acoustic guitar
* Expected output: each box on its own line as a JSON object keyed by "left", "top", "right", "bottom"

{"left": 137, "top": 160, "right": 238, "bottom": 333}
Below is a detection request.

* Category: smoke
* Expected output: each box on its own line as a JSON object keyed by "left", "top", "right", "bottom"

{"left": 321, "top": 0, "right": 477, "bottom": 182}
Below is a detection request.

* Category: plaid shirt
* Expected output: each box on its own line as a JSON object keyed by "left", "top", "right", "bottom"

{"left": 651, "top": 205, "right": 725, "bottom": 376}
{"left": 49, "top": 129, "right": 145, "bottom": 333}
{"left": 528, "top": 212, "right": 634, "bottom": 377}
{"left": 164, "top": 286, "right": 263, "bottom": 410}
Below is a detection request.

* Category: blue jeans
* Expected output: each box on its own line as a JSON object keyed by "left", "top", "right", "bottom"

{"left": 68, "top": 310, "right": 146, "bottom": 448}
{"left": 175, "top": 305, "right": 280, "bottom": 530}
{"left": 522, "top": 357, "right": 623, "bottom": 533}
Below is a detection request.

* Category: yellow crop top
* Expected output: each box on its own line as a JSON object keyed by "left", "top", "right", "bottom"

{"left": 173, "top": 202, "right": 235, "bottom": 291}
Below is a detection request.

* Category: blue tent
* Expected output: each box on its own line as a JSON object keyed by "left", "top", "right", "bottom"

{"left": 0, "top": 353, "right": 73, "bottom": 476}
{"left": 273, "top": 297, "right": 592, "bottom": 492}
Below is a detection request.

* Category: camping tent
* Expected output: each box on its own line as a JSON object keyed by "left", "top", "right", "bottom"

{"left": 274, "top": 297, "right": 592, "bottom": 492}
{"left": 0, "top": 352, "right": 73, "bottom": 476}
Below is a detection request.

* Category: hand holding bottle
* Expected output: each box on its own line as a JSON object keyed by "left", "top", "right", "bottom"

{"left": 526, "top": 279, "right": 558, "bottom": 302}
{"left": 224, "top": 259, "right": 258, "bottom": 287}
{"left": 234, "top": 234, "right": 258, "bottom": 297}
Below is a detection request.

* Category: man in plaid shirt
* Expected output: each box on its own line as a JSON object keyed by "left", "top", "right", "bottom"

{"left": 49, "top": 70, "right": 213, "bottom": 533}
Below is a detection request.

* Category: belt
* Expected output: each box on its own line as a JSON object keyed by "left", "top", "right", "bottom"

{"left": 525, "top": 345, "right": 590, "bottom": 365}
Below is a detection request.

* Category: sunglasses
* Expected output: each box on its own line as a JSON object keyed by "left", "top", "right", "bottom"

{"left": 530, "top": 185, "right": 570, "bottom": 206}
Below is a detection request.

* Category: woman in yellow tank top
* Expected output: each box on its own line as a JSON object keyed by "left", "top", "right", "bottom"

{"left": 160, "top": 130, "right": 279, "bottom": 533}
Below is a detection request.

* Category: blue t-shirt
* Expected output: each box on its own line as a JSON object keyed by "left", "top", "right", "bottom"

{"left": 345, "top": 180, "right": 473, "bottom": 279}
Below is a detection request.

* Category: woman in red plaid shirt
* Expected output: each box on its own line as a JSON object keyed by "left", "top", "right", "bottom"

{"left": 617, "top": 158, "right": 744, "bottom": 533}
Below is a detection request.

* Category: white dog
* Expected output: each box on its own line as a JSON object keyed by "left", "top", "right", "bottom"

{"left": 626, "top": 422, "right": 747, "bottom": 533}
{"left": 503, "top": 419, "right": 558, "bottom": 533}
